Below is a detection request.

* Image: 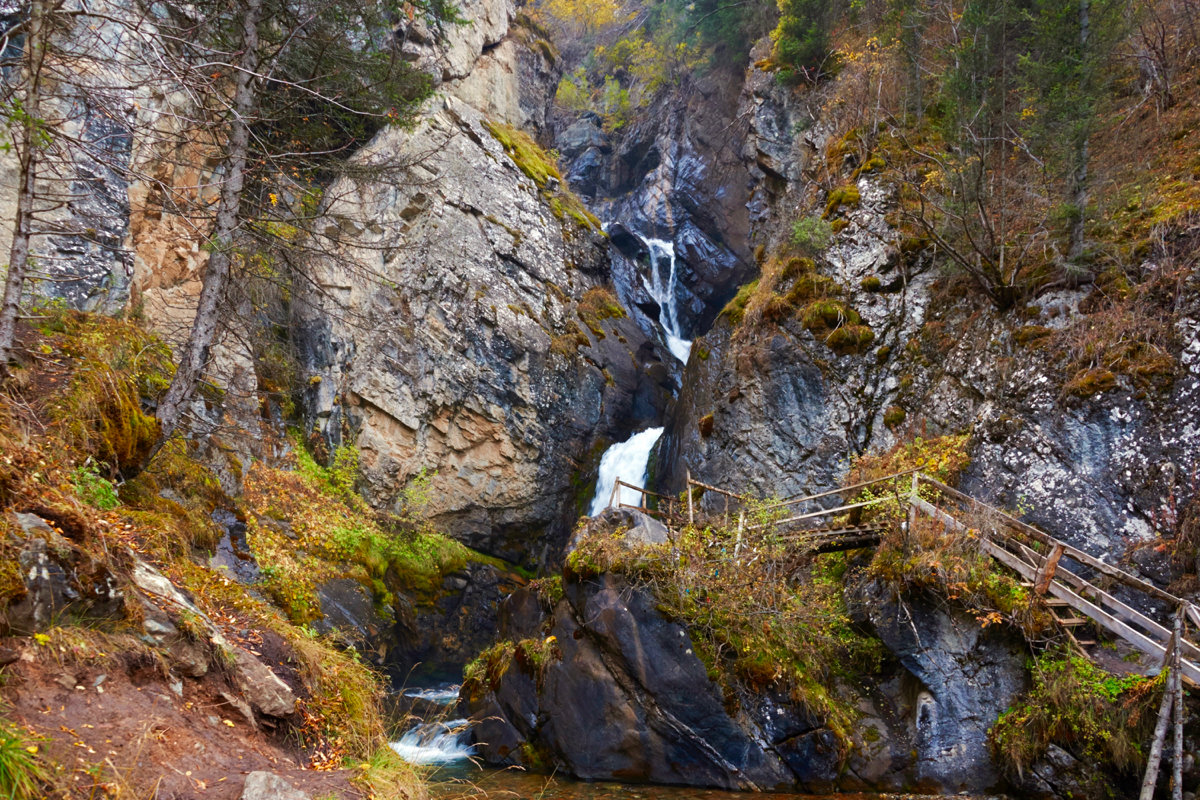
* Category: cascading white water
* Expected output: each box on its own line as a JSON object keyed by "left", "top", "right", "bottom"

{"left": 402, "top": 686, "right": 460, "bottom": 705}
{"left": 390, "top": 718, "right": 475, "bottom": 765}
{"left": 589, "top": 427, "right": 664, "bottom": 516}
{"left": 640, "top": 237, "right": 693, "bottom": 364}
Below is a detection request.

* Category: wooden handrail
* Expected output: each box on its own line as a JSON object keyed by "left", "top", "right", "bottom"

{"left": 613, "top": 479, "right": 674, "bottom": 503}
{"left": 685, "top": 476, "right": 748, "bottom": 501}
{"left": 761, "top": 468, "right": 920, "bottom": 511}
{"left": 744, "top": 495, "right": 894, "bottom": 532}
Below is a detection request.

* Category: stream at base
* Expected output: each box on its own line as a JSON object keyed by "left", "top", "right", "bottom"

{"left": 389, "top": 686, "right": 958, "bottom": 800}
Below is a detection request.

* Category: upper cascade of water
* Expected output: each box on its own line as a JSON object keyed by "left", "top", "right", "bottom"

{"left": 402, "top": 686, "right": 460, "bottom": 705}
{"left": 640, "top": 236, "right": 692, "bottom": 364}
{"left": 589, "top": 427, "right": 664, "bottom": 516}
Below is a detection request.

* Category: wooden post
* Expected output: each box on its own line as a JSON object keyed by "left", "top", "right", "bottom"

{"left": 687, "top": 469, "right": 695, "bottom": 528}
{"left": 1172, "top": 607, "right": 1184, "bottom": 800}
{"left": 724, "top": 495, "right": 729, "bottom": 528}
{"left": 906, "top": 473, "right": 920, "bottom": 543}
{"left": 734, "top": 510, "right": 746, "bottom": 560}
{"left": 1141, "top": 634, "right": 1178, "bottom": 800}
{"left": 1034, "top": 544, "right": 1066, "bottom": 595}
{"left": 609, "top": 477, "right": 619, "bottom": 511}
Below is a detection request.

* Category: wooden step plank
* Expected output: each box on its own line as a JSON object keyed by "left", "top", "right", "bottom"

{"left": 1008, "top": 539, "right": 1200, "bottom": 664}
{"left": 1056, "top": 618, "right": 1089, "bottom": 626}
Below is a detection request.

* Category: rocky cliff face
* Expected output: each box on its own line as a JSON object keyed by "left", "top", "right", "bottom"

{"left": 297, "top": 91, "right": 672, "bottom": 564}
{"left": 658, "top": 54, "right": 1200, "bottom": 579}
{"left": 553, "top": 66, "right": 759, "bottom": 357}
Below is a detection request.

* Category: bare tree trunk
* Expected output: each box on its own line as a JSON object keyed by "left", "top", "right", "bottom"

{"left": 149, "top": 0, "right": 262, "bottom": 456}
{"left": 1141, "top": 635, "right": 1177, "bottom": 800}
{"left": 1172, "top": 607, "right": 1184, "bottom": 800}
{"left": 1068, "top": 0, "right": 1091, "bottom": 264}
{"left": 0, "top": 0, "right": 50, "bottom": 375}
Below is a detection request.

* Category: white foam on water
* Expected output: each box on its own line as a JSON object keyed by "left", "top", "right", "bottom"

{"left": 589, "top": 427, "right": 665, "bottom": 516}
{"left": 402, "top": 686, "right": 460, "bottom": 705}
{"left": 390, "top": 719, "right": 474, "bottom": 765}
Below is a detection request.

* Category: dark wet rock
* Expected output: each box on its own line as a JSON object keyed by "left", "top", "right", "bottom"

{"left": 209, "top": 509, "right": 261, "bottom": 584}
{"left": 554, "top": 66, "right": 757, "bottom": 353}
{"left": 856, "top": 580, "right": 1028, "bottom": 791}
{"left": 313, "top": 578, "right": 387, "bottom": 658}
{"left": 464, "top": 563, "right": 1028, "bottom": 793}
{"left": 463, "top": 570, "right": 929, "bottom": 792}
{"left": 390, "top": 562, "right": 523, "bottom": 682}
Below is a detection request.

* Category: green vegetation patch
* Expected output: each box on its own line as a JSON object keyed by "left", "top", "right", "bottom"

{"left": 720, "top": 280, "right": 759, "bottom": 325}
{"left": 565, "top": 504, "right": 884, "bottom": 752}
{"left": 578, "top": 287, "right": 627, "bottom": 338}
{"left": 991, "top": 649, "right": 1162, "bottom": 779}
{"left": 822, "top": 184, "right": 861, "bottom": 219}
{"left": 38, "top": 311, "right": 172, "bottom": 476}
{"left": 484, "top": 120, "right": 601, "bottom": 231}
{"left": 0, "top": 716, "right": 52, "bottom": 800}
{"left": 245, "top": 446, "right": 474, "bottom": 623}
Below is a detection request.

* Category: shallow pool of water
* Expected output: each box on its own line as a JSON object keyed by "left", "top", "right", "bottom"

{"left": 389, "top": 685, "right": 963, "bottom": 800}
{"left": 426, "top": 764, "right": 952, "bottom": 800}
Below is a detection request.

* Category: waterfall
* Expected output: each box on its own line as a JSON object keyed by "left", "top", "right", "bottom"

{"left": 589, "top": 427, "right": 664, "bottom": 516}
{"left": 390, "top": 719, "right": 475, "bottom": 765}
{"left": 640, "top": 237, "right": 693, "bottom": 364}
{"left": 402, "top": 686, "right": 460, "bottom": 705}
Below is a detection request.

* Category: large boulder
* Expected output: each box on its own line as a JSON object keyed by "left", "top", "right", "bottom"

{"left": 3, "top": 513, "right": 124, "bottom": 633}
{"left": 462, "top": 564, "right": 1031, "bottom": 793}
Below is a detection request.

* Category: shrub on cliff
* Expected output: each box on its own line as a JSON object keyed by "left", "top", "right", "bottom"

{"left": 991, "top": 649, "right": 1163, "bottom": 782}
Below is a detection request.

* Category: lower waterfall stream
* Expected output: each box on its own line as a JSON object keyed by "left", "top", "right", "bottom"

{"left": 588, "top": 427, "right": 664, "bottom": 515}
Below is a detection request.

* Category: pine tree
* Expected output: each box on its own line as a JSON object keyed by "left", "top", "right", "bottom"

{"left": 1021, "top": 0, "right": 1125, "bottom": 265}
{"left": 772, "top": 0, "right": 836, "bottom": 82}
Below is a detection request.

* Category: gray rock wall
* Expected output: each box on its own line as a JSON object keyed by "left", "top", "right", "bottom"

{"left": 297, "top": 95, "right": 671, "bottom": 564}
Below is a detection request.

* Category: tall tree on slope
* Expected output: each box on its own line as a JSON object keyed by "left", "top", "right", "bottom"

{"left": 145, "top": 0, "right": 460, "bottom": 460}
